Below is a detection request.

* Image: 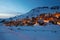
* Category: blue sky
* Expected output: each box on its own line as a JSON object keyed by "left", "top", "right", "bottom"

{"left": 0, "top": 0, "right": 60, "bottom": 18}
{"left": 0, "top": 0, "right": 60, "bottom": 13}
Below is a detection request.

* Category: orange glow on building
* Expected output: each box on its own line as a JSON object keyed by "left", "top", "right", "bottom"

{"left": 4, "top": 12, "right": 60, "bottom": 26}
{"left": 53, "top": 13, "right": 60, "bottom": 18}
{"left": 44, "top": 20, "right": 49, "bottom": 23}
{"left": 57, "top": 22, "right": 60, "bottom": 25}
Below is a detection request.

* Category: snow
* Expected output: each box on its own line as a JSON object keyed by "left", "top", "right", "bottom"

{"left": 0, "top": 6, "right": 60, "bottom": 40}
{"left": 0, "top": 24, "right": 60, "bottom": 40}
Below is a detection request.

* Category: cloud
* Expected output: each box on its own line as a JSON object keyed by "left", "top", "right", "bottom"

{"left": 0, "top": 13, "right": 18, "bottom": 18}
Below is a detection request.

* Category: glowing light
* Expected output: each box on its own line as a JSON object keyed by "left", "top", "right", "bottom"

{"left": 57, "top": 22, "right": 60, "bottom": 25}
{"left": 43, "top": 18, "right": 50, "bottom": 23}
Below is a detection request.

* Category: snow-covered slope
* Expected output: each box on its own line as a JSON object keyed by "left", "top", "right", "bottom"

{"left": 0, "top": 6, "right": 60, "bottom": 40}
{"left": 0, "top": 24, "right": 60, "bottom": 40}
{"left": 11, "top": 6, "right": 60, "bottom": 20}
{"left": 1, "top": 6, "right": 60, "bottom": 21}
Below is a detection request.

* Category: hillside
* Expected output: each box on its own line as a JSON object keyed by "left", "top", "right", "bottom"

{"left": 0, "top": 6, "right": 60, "bottom": 40}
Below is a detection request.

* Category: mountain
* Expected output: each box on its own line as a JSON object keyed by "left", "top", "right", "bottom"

{"left": 0, "top": 6, "right": 60, "bottom": 40}
{"left": 10, "top": 6, "right": 60, "bottom": 20}
{"left": 0, "top": 6, "right": 60, "bottom": 24}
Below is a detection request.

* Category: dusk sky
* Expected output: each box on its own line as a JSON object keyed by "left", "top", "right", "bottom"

{"left": 0, "top": 0, "right": 60, "bottom": 18}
